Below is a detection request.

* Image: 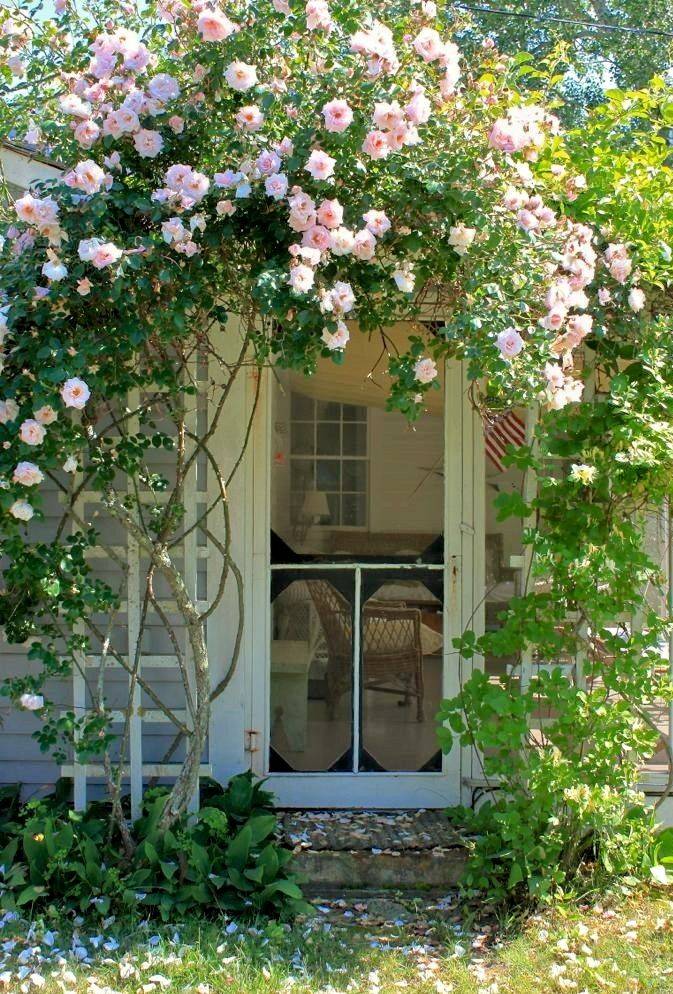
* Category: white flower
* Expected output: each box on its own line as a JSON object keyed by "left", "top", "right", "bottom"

{"left": 10, "top": 499, "right": 34, "bottom": 521}
{"left": 63, "top": 455, "right": 78, "bottom": 473}
{"left": 42, "top": 259, "right": 68, "bottom": 281}
{"left": 61, "top": 377, "right": 90, "bottom": 409}
{"left": 413, "top": 356, "right": 438, "bottom": 384}
{"left": 448, "top": 223, "right": 476, "bottom": 256}
{"left": 20, "top": 692, "right": 43, "bottom": 710}
{"left": 628, "top": 287, "right": 645, "bottom": 312}
{"left": 321, "top": 321, "right": 350, "bottom": 350}
{"left": 570, "top": 463, "right": 597, "bottom": 485}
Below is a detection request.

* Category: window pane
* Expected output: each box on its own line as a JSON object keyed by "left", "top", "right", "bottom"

{"left": 342, "top": 493, "right": 366, "bottom": 527}
{"left": 343, "top": 423, "right": 367, "bottom": 456}
{"left": 342, "top": 460, "right": 367, "bottom": 492}
{"left": 290, "top": 423, "right": 314, "bottom": 456}
{"left": 326, "top": 492, "right": 341, "bottom": 525}
{"left": 290, "top": 459, "right": 314, "bottom": 492}
{"left": 360, "top": 575, "right": 443, "bottom": 772}
{"left": 317, "top": 460, "right": 340, "bottom": 491}
{"left": 317, "top": 422, "right": 340, "bottom": 456}
{"left": 343, "top": 404, "right": 366, "bottom": 422}
{"left": 270, "top": 575, "right": 353, "bottom": 772}
{"left": 317, "top": 400, "right": 340, "bottom": 421}
{"left": 291, "top": 393, "right": 315, "bottom": 420}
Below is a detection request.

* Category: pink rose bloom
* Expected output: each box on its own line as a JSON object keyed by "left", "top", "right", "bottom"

{"left": 363, "top": 209, "right": 391, "bottom": 236}
{"left": 539, "top": 304, "right": 567, "bottom": 332}
{"left": 413, "top": 356, "right": 438, "bottom": 383}
{"left": 373, "top": 100, "right": 404, "bottom": 131}
{"left": 304, "top": 149, "right": 336, "bottom": 181}
{"left": 544, "top": 362, "right": 565, "bottom": 390}
{"left": 306, "top": 0, "right": 333, "bottom": 31}
{"left": 13, "top": 461, "right": 43, "bottom": 486}
{"left": 488, "top": 118, "right": 527, "bottom": 153}
{"left": 440, "top": 63, "right": 461, "bottom": 99}
{"left": 288, "top": 263, "right": 316, "bottom": 293}
{"left": 257, "top": 150, "right": 282, "bottom": 175}
{"left": 503, "top": 186, "right": 527, "bottom": 211}
{"left": 566, "top": 313, "right": 593, "bottom": 340}
{"left": 317, "top": 199, "right": 343, "bottom": 229}
{"left": 15, "top": 194, "right": 58, "bottom": 226}
{"left": 265, "top": 173, "right": 289, "bottom": 200}
{"left": 78, "top": 237, "right": 123, "bottom": 269}
{"left": 412, "top": 27, "right": 445, "bottom": 62}
{"left": 329, "top": 227, "right": 355, "bottom": 255}
{"left": 609, "top": 257, "right": 632, "bottom": 284}
{"left": 198, "top": 8, "right": 237, "bottom": 40}
{"left": 235, "top": 105, "right": 264, "bottom": 131}
{"left": 77, "top": 278, "right": 93, "bottom": 296}
{"left": 329, "top": 281, "right": 355, "bottom": 313}
{"left": 275, "top": 137, "right": 294, "bottom": 157}
{"left": 134, "top": 129, "right": 164, "bottom": 158}
{"left": 386, "top": 125, "right": 413, "bottom": 152}
{"left": 10, "top": 500, "right": 34, "bottom": 522}
{"left": 272, "top": 0, "right": 291, "bottom": 12}
{"left": 516, "top": 209, "right": 539, "bottom": 232}
{"left": 148, "top": 73, "right": 181, "bottom": 102}
{"left": 64, "top": 159, "right": 106, "bottom": 195}
{"left": 216, "top": 199, "right": 236, "bottom": 216}
{"left": 34, "top": 405, "right": 57, "bottom": 424}
{"left": 448, "top": 224, "right": 476, "bottom": 256}
{"left": 361, "top": 130, "right": 389, "bottom": 160}
{"left": 59, "top": 93, "right": 91, "bottom": 118}
{"left": 19, "top": 419, "right": 46, "bottom": 446}
{"left": 353, "top": 228, "right": 376, "bottom": 260}
{"left": 74, "top": 119, "right": 101, "bottom": 148}
{"left": 302, "top": 224, "right": 331, "bottom": 252}
{"left": 322, "top": 321, "right": 350, "bottom": 350}
{"left": 496, "top": 328, "right": 524, "bottom": 359}
{"left": 544, "top": 279, "right": 571, "bottom": 308}
{"left": 405, "top": 90, "right": 431, "bottom": 125}
{"left": 322, "top": 98, "right": 353, "bottom": 133}
{"left": 628, "top": 287, "right": 645, "bottom": 312}
{"left": 598, "top": 287, "right": 611, "bottom": 305}
{"left": 225, "top": 61, "right": 258, "bottom": 91}
{"left": 168, "top": 115, "right": 185, "bottom": 134}
{"left": 61, "top": 377, "right": 91, "bottom": 409}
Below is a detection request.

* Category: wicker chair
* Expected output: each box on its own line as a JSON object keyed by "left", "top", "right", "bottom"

{"left": 306, "top": 579, "right": 425, "bottom": 721}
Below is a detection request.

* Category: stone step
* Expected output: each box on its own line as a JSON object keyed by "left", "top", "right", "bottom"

{"left": 279, "top": 808, "right": 469, "bottom": 892}
{"left": 295, "top": 847, "right": 468, "bottom": 892}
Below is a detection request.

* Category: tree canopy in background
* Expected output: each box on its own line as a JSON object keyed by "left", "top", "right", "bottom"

{"left": 455, "top": 1, "right": 673, "bottom": 106}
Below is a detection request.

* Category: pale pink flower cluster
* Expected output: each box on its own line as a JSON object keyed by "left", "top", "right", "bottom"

{"left": 14, "top": 193, "right": 61, "bottom": 244}
{"left": 321, "top": 321, "right": 350, "bottom": 350}
{"left": 306, "top": 0, "right": 334, "bottom": 33}
{"left": 542, "top": 362, "right": 584, "bottom": 410}
{"left": 448, "top": 223, "right": 476, "bottom": 256}
{"left": 350, "top": 21, "right": 399, "bottom": 76}
{"left": 153, "top": 164, "right": 211, "bottom": 209}
{"left": 0, "top": 399, "right": 19, "bottom": 424}
{"left": 63, "top": 159, "right": 108, "bottom": 195}
{"left": 411, "top": 26, "right": 462, "bottom": 97}
{"left": 362, "top": 91, "right": 429, "bottom": 159}
{"left": 78, "top": 238, "right": 123, "bottom": 269}
{"left": 0, "top": 16, "right": 31, "bottom": 77}
{"left": 161, "top": 215, "right": 205, "bottom": 256}
{"left": 489, "top": 105, "right": 559, "bottom": 158}
{"left": 393, "top": 262, "right": 416, "bottom": 294}
{"left": 604, "top": 243, "right": 632, "bottom": 284}
{"left": 10, "top": 500, "right": 35, "bottom": 522}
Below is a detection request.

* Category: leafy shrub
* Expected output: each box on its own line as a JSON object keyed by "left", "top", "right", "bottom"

{"left": 0, "top": 773, "right": 306, "bottom": 921}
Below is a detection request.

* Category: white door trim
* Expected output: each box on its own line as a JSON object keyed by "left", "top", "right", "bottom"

{"left": 247, "top": 360, "right": 484, "bottom": 807}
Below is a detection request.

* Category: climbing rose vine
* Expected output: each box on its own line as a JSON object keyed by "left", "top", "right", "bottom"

{"left": 0, "top": 0, "right": 659, "bottom": 870}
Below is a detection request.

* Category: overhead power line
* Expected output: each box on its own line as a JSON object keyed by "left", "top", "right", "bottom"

{"left": 452, "top": 2, "right": 673, "bottom": 39}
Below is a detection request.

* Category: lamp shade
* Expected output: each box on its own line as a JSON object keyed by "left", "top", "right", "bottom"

{"left": 302, "top": 489, "right": 330, "bottom": 519}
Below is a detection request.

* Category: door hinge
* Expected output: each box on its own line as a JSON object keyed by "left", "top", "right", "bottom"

{"left": 245, "top": 729, "right": 260, "bottom": 753}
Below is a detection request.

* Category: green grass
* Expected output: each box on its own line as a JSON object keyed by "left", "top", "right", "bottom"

{"left": 5, "top": 889, "right": 673, "bottom": 993}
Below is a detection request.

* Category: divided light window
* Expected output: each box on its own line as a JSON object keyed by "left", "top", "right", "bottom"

{"left": 289, "top": 391, "right": 368, "bottom": 528}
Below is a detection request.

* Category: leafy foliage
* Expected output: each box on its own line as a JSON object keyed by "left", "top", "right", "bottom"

{"left": 0, "top": 774, "right": 305, "bottom": 921}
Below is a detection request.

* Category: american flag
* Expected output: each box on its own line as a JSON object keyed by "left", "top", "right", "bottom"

{"left": 483, "top": 410, "right": 526, "bottom": 474}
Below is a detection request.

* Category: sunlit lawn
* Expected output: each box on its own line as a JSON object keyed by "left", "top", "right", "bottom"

{"left": 5, "top": 889, "right": 673, "bottom": 993}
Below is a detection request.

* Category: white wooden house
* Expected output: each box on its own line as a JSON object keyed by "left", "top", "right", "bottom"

{"left": 2, "top": 143, "right": 671, "bottom": 818}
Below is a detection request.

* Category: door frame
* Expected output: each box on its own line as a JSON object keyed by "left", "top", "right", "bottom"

{"left": 246, "top": 360, "right": 485, "bottom": 808}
